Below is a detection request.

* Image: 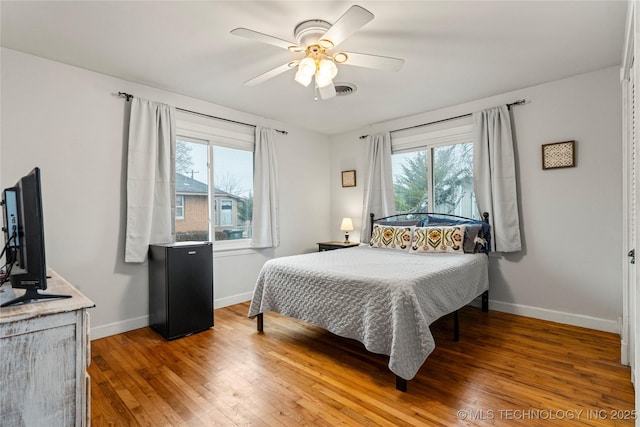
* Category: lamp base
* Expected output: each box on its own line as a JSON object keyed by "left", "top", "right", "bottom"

{"left": 344, "top": 233, "right": 350, "bottom": 244}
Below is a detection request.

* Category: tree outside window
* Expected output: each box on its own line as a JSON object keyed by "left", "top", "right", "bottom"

{"left": 392, "top": 142, "right": 478, "bottom": 219}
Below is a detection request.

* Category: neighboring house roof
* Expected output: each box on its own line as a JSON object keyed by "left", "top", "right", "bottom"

{"left": 176, "top": 172, "right": 243, "bottom": 201}
{"left": 176, "top": 172, "right": 208, "bottom": 194}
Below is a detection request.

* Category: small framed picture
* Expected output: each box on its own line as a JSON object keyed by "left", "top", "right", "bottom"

{"left": 542, "top": 141, "right": 575, "bottom": 170}
{"left": 341, "top": 170, "right": 356, "bottom": 187}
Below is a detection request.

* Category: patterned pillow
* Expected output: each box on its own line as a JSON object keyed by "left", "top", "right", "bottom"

{"left": 410, "top": 225, "right": 466, "bottom": 253}
{"left": 369, "top": 225, "right": 413, "bottom": 251}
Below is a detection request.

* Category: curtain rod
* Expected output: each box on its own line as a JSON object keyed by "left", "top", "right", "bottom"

{"left": 117, "top": 92, "right": 288, "bottom": 135}
{"left": 358, "top": 99, "right": 526, "bottom": 140}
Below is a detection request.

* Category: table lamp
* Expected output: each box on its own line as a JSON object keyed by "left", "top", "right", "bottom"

{"left": 340, "top": 217, "right": 354, "bottom": 244}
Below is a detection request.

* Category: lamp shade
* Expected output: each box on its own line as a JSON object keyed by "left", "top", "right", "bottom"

{"left": 294, "top": 69, "right": 313, "bottom": 87}
{"left": 340, "top": 217, "right": 354, "bottom": 232}
{"left": 299, "top": 57, "right": 316, "bottom": 76}
{"left": 318, "top": 59, "right": 338, "bottom": 78}
{"left": 295, "top": 58, "right": 316, "bottom": 87}
{"left": 315, "top": 59, "right": 338, "bottom": 88}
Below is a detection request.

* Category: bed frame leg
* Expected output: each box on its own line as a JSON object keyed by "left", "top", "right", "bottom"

{"left": 482, "top": 291, "right": 489, "bottom": 312}
{"left": 257, "top": 313, "right": 264, "bottom": 332}
{"left": 396, "top": 375, "right": 407, "bottom": 392}
{"left": 454, "top": 310, "right": 459, "bottom": 341}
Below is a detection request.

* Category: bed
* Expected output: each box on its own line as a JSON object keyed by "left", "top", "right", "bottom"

{"left": 248, "top": 212, "right": 491, "bottom": 391}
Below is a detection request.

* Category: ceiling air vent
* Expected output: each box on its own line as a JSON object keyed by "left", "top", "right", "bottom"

{"left": 334, "top": 83, "right": 357, "bottom": 97}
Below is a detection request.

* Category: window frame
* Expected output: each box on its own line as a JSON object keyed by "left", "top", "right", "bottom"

{"left": 391, "top": 119, "right": 478, "bottom": 218}
{"left": 219, "top": 199, "right": 234, "bottom": 226}
{"left": 175, "top": 195, "right": 185, "bottom": 220}
{"left": 176, "top": 116, "right": 255, "bottom": 252}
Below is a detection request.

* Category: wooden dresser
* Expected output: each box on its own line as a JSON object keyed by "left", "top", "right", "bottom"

{"left": 0, "top": 269, "right": 94, "bottom": 426}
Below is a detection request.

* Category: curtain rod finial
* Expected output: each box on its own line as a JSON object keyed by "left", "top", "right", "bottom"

{"left": 507, "top": 99, "right": 527, "bottom": 110}
{"left": 118, "top": 92, "right": 133, "bottom": 101}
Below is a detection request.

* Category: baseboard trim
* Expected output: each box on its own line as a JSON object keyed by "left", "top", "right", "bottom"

{"left": 214, "top": 292, "right": 253, "bottom": 309}
{"left": 471, "top": 297, "right": 619, "bottom": 334}
{"left": 92, "top": 294, "right": 618, "bottom": 340}
{"left": 90, "top": 292, "right": 254, "bottom": 340}
{"left": 90, "top": 315, "right": 149, "bottom": 340}
{"left": 621, "top": 340, "right": 630, "bottom": 366}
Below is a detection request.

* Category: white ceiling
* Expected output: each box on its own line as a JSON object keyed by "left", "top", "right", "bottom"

{"left": 0, "top": 1, "right": 628, "bottom": 135}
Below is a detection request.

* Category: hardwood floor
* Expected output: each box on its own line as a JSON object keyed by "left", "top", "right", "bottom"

{"left": 89, "top": 303, "right": 635, "bottom": 426}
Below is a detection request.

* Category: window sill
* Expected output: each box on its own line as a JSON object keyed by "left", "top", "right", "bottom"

{"left": 213, "top": 239, "right": 256, "bottom": 257}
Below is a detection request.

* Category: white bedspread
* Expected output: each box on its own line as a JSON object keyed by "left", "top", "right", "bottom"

{"left": 248, "top": 245, "right": 489, "bottom": 380}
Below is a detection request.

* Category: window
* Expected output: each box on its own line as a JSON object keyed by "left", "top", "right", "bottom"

{"left": 391, "top": 119, "right": 478, "bottom": 219}
{"left": 175, "top": 139, "right": 210, "bottom": 242}
{"left": 174, "top": 115, "right": 254, "bottom": 247}
{"left": 219, "top": 199, "right": 233, "bottom": 226}
{"left": 175, "top": 195, "right": 184, "bottom": 219}
{"left": 433, "top": 143, "right": 476, "bottom": 216}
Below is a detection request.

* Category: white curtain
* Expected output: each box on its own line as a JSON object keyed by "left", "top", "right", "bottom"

{"left": 472, "top": 105, "right": 522, "bottom": 252}
{"left": 252, "top": 127, "right": 279, "bottom": 248}
{"left": 125, "top": 98, "right": 176, "bottom": 262}
{"left": 360, "top": 132, "right": 396, "bottom": 242}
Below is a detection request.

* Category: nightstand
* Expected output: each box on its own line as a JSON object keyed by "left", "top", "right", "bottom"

{"left": 318, "top": 241, "right": 360, "bottom": 252}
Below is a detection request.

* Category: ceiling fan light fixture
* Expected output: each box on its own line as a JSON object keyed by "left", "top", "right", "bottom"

{"left": 288, "top": 45, "right": 304, "bottom": 53}
{"left": 315, "top": 75, "right": 333, "bottom": 88}
{"left": 295, "top": 58, "right": 316, "bottom": 86}
{"left": 295, "top": 70, "right": 313, "bottom": 87}
{"left": 318, "top": 59, "right": 337, "bottom": 78}
{"left": 299, "top": 57, "right": 316, "bottom": 74}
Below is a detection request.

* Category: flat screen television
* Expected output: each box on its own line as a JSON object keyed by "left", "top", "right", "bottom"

{"left": 0, "top": 167, "right": 70, "bottom": 307}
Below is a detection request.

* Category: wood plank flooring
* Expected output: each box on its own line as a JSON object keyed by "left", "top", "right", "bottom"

{"left": 89, "top": 303, "right": 635, "bottom": 426}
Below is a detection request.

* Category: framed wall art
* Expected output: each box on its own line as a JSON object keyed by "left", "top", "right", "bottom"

{"left": 341, "top": 170, "right": 356, "bottom": 187}
{"left": 542, "top": 140, "right": 575, "bottom": 170}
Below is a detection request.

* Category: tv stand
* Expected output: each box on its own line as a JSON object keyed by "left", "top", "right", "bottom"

{"left": 1, "top": 269, "right": 94, "bottom": 425}
{"left": 0, "top": 288, "right": 71, "bottom": 307}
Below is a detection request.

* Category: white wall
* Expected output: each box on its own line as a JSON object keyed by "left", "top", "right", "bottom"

{"left": 1, "top": 47, "right": 623, "bottom": 337}
{"left": 330, "top": 67, "right": 623, "bottom": 332}
{"left": 0, "top": 48, "right": 331, "bottom": 339}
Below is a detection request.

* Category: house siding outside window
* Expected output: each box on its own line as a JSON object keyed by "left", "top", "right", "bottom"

{"left": 175, "top": 114, "right": 254, "bottom": 247}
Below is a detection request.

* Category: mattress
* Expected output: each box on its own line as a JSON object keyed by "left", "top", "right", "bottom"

{"left": 248, "top": 245, "right": 489, "bottom": 380}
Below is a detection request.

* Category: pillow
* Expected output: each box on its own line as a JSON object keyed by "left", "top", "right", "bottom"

{"left": 424, "top": 216, "right": 491, "bottom": 253}
{"left": 464, "top": 224, "right": 483, "bottom": 253}
{"left": 410, "top": 225, "right": 466, "bottom": 253}
{"left": 369, "top": 225, "right": 413, "bottom": 251}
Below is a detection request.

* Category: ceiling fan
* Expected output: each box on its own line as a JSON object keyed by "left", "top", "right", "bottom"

{"left": 230, "top": 5, "right": 404, "bottom": 100}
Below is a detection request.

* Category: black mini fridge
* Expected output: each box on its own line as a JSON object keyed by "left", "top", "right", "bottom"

{"left": 148, "top": 242, "right": 214, "bottom": 340}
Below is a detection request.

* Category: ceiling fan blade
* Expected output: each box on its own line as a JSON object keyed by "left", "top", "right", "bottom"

{"left": 231, "top": 27, "right": 299, "bottom": 51}
{"left": 244, "top": 62, "right": 295, "bottom": 86}
{"left": 341, "top": 52, "right": 405, "bottom": 72}
{"left": 321, "top": 5, "right": 374, "bottom": 48}
{"left": 318, "top": 83, "right": 336, "bottom": 100}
